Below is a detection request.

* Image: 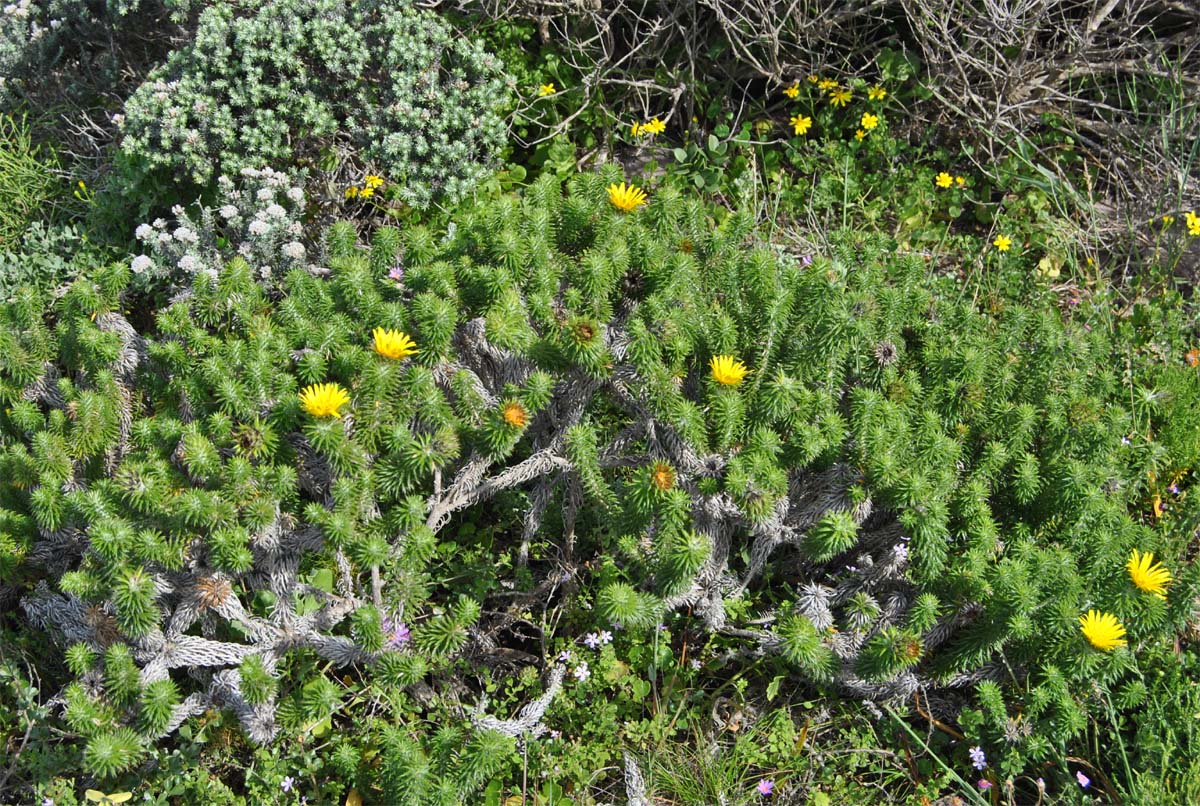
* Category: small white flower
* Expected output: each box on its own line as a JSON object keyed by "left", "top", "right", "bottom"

{"left": 582, "top": 633, "right": 600, "bottom": 650}
{"left": 598, "top": 630, "right": 613, "bottom": 645}
{"left": 264, "top": 203, "right": 287, "bottom": 219}
{"left": 282, "top": 241, "right": 306, "bottom": 260}
{"left": 135, "top": 223, "right": 154, "bottom": 240}
{"left": 256, "top": 187, "right": 275, "bottom": 202}
{"left": 156, "top": 232, "right": 173, "bottom": 246}
{"left": 287, "top": 221, "right": 303, "bottom": 236}
{"left": 178, "top": 255, "right": 201, "bottom": 272}
{"left": 152, "top": 218, "right": 167, "bottom": 229}
{"left": 572, "top": 662, "right": 590, "bottom": 681}
{"left": 287, "top": 187, "right": 305, "bottom": 202}
{"left": 130, "top": 255, "right": 153, "bottom": 275}
{"left": 248, "top": 220, "right": 270, "bottom": 236}
{"left": 218, "top": 205, "right": 240, "bottom": 220}
{"left": 171, "top": 205, "right": 185, "bottom": 216}
{"left": 690, "top": 658, "right": 701, "bottom": 670}
{"left": 173, "top": 226, "right": 198, "bottom": 244}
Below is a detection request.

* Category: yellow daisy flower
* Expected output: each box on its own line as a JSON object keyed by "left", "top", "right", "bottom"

{"left": 818, "top": 78, "right": 839, "bottom": 90}
{"left": 955, "top": 175, "right": 966, "bottom": 188}
{"left": 1078, "top": 610, "right": 1127, "bottom": 651}
{"left": 359, "top": 186, "right": 375, "bottom": 199}
{"left": 1127, "top": 549, "right": 1171, "bottom": 599}
{"left": 854, "top": 129, "right": 866, "bottom": 141}
{"left": 860, "top": 112, "right": 879, "bottom": 130}
{"left": 807, "top": 75, "right": 819, "bottom": 84}
{"left": 783, "top": 82, "right": 800, "bottom": 99}
{"left": 643, "top": 117, "right": 666, "bottom": 135}
{"left": 789, "top": 114, "right": 812, "bottom": 136}
{"left": 364, "top": 175, "right": 385, "bottom": 189}
{"left": 345, "top": 186, "right": 359, "bottom": 199}
{"left": 829, "top": 87, "right": 852, "bottom": 107}
{"left": 710, "top": 355, "right": 750, "bottom": 386}
{"left": 867, "top": 85, "right": 887, "bottom": 101}
{"left": 299, "top": 383, "right": 351, "bottom": 419}
{"left": 1187, "top": 210, "right": 1200, "bottom": 236}
{"left": 607, "top": 182, "right": 648, "bottom": 212}
{"left": 993, "top": 234, "right": 1012, "bottom": 252}
{"left": 86, "top": 793, "right": 133, "bottom": 806}
{"left": 372, "top": 327, "right": 418, "bottom": 360}
{"left": 538, "top": 83, "right": 557, "bottom": 96}
{"left": 935, "top": 171, "right": 953, "bottom": 188}
{"left": 630, "top": 122, "right": 643, "bottom": 137}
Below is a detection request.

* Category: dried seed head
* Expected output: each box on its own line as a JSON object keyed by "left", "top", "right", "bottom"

{"left": 874, "top": 340, "right": 898, "bottom": 367}
{"left": 572, "top": 321, "right": 596, "bottom": 344}
{"left": 196, "top": 575, "right": 232, "bottom": 611}
{"left": 650, "top": 461, "right": 676, "bottom": 491}
{"left": 503, "top": 401, "right": 528, "bottom": 429}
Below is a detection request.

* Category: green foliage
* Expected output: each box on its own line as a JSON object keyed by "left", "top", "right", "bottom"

{"left": 2, "top": 159, "right": 1200, "bottom": 800}
{"left": 0, "top": 113, "right": 58, "bottom": 247}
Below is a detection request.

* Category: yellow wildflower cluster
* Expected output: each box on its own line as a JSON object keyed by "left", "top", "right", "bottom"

{"left": 1187, "top": 210, "right": 1200, "bottom": 236}
{"left": 1078, "top": 548, "right": 1172, "bottom": 652}
{"left": 630, "top": 117, "right": 667, "bottom": 137}
{"left": 934, "top": 171, "right": 966, "bottom": 189}
{"left": 780, "top": 76, "right": 888, "bottom": 141}
{"left": 346, "top": 174, "right": 385, "bottom": 199}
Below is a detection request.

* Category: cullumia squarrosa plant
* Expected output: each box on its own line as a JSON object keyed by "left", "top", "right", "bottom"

{"left": 1, "top": 167, "right": 1197, "bottom": 786}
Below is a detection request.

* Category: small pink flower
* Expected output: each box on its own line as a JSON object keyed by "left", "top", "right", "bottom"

{"left": 978, "top": 779, "right": 992, "bottom": 790}
{"left": 1076, "top": 771, "right": 1090, "bottom": 788}
{"left": 757, "top": 779, "right": 774, "bottom": 796}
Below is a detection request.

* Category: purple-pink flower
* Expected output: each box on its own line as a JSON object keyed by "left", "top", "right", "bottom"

{"left": 281, "top": 776, "right": 296, "bottom": 792}
{"left": 978, "top": 779, "right": 992, "bottom": 790}
{"left": 969, "top": 745, "right": 987, "bottom": 770}
{"left": 757, "top": 779, "right": 774, "bottom": 796}
{"left": 382, "top": 616, "right": 410, "bottom": 648}
{"left": 388, "top": 266, "right": 404, "bottom": 282}
{"left": 1076, "top": 771, "right": 1090, "bottom": 788}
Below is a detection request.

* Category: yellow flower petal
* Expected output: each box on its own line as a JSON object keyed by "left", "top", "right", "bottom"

{"left": 372, "top": 327, "right": 418, "bottom": 360}
{"left": 607, "top": 182, "right": 648, "bottom": 212}
{"left": 1127, "top": 548, "right": 1171, "bottom": 599}
{"left": 299, "top": 382, "right": 351, "bottom": 419}
{"left": 710, "top": 355, "right": 750, "bottom": 386}
{"left": 1079, "top": 610, "right": 1127, "bottom": 651}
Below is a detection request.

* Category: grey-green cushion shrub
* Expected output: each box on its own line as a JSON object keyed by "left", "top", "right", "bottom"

{"left": 116, "top": 0, "right": 509, "bottom": 208}
{"left": 0, "top": 0, "right": 159, "bottom": 105}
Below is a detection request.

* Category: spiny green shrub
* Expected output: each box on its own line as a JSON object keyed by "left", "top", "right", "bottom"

{"left": 116, "top": 0, "right": 509, "bottom": 208}
{"left": 2, "top": 168, "right": 1197, "bottom": 780}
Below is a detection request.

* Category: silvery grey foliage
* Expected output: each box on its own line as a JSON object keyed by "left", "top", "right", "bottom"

{"left": 472, "top": 665, "right": 564, "bottom": 741}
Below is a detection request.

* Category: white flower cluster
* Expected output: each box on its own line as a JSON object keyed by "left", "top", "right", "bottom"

{"left": 129, "top": 166, "right": 311, "bottom": 290}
